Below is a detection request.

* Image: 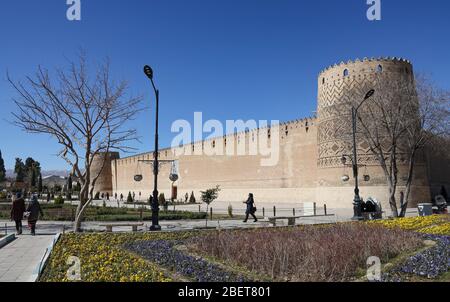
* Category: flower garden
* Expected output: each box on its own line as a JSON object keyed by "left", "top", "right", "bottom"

{"left": 40, "top": 215, "right": 450, "bottom": 282}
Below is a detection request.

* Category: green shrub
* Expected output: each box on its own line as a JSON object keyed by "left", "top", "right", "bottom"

{"left": 159, "top": 193, "right": 168, "bottom": 211}
{"left": 0, "top": 191, "right": 7, "bottom": 200}
{"left": 158, "top": 193, "right": 166, "bottom": 205}
{"left": 228, "top": 204, "right": 233, "bottom": 218}
{"left": 54, "top": 195, "right": 65, "bottom": 205}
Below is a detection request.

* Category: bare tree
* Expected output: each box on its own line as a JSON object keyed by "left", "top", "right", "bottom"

{"left": 354, "top": 73, "right": 449, "bottom": 217}
{"left": 8, "top": 55, "right": 143, "bottom": 231}
{"left": 400, "top": 75, "right": 450, "bottom": 216}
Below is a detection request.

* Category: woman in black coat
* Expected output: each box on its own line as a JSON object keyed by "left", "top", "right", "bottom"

{"left": 26, "top": 195, "right": 44, "bottom": 236}
{"left": 11, "top": 192, "right": 26, "bottom": 235}
{"left": 243, "top": 193, "right": 258, "bottom": 223}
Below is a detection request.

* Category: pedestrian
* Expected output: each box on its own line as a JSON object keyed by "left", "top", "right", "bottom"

{"left": 243, "top": 193, "right": 258, "bottom": 223}
{"left": 10, "top": 192, "right": 26, "bottom": 235}
{"left": 120, "top": 193, "right": 123, "bottom": 201}
{"left": 26, "top": 195, "right": 44, "bottom": 236}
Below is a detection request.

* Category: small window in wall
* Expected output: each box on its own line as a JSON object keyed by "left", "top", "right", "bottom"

{"left": 322, "top": 78, "right": 325, "bottom": 84}
{"left": 192, "top": 145, "right": 195, "bottom": 153}
{"left": 212, "top": 140, "right": 216, "bottom": 148}
{"left": 267, "top": 129, "right": 271, "bottom": 139}
{"left": 224, "top": 138, "right": 227, "bottom": 146}
{"left": 377, "top": 65, "right": 383, "bottom": 73}
{"left": 285, "top": 125, "right": 289, "bottom": 136}
{"left": 343, "top": 69, "right": 349, "bottom": 77}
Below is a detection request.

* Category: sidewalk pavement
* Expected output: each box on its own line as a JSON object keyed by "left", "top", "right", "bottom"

{"left": 0, "top": 213, "right": 343, "bottom": 234}
{"left": 0, "top": 207, "right": 419, "bottom": 234}
{"left": 0, "top": 234, "right": 56, "bottom": 282}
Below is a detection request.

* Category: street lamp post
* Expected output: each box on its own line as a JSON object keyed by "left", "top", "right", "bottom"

{"left": 144, "top": 65, "right": 161, "bottom": 231}
{"left": 347, "top": 89, "right": 375, "bottom": 221}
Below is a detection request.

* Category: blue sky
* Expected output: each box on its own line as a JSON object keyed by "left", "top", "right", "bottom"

{"left": 0, "top": 0, "right": 449, "bottom": 170}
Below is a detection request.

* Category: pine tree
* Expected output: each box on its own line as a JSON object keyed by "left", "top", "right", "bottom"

{"left": 189, "top": 191, "right": 196, "bottom": 203}
{"left": 0, "top": 150, "right": 5, "bottom": 182}
{"left": 127, "top": 191, "right": 133, "bottom": 203}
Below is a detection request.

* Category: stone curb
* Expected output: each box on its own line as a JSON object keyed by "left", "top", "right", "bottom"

{"left": 30, "top": 233, "right": 61, "bottom": 282}
{"left": 0, "top": 233, "right": 16, "bottom": 249}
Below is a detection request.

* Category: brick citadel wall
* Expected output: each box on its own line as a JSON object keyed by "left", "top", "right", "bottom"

{"left": 91, "top": 57, "right": 450, "bottom": 210}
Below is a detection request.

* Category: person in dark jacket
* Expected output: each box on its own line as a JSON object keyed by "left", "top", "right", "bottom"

{"left": 243, "top": 193, "right": 258, "bottom": 223}
{"left": 11, "top": 192, "right": 26, "bottom": 235}
{"left": 26, "top": 195, "right": 44, "bottom": 236}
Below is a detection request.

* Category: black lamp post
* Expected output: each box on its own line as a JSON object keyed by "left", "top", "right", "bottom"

{"left": 144, "top": 65, "right": 161, "bottom": 231}
{"left": 344, "top": 89, "right": 375, "bottom": 221}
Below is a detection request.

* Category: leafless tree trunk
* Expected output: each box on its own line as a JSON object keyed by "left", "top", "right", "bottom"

{"left": 399, "top": 75, "right": 450, "bottom": 216}
{"left": 354, "top": 73, "right": 449, "bottom": 217}
{"left": 8, "top": 54, "right": 143, "bottom": 232}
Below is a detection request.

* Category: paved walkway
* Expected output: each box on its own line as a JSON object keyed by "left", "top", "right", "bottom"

{"left": 0, "top": 208, "right": 418, "bottom": 234}
{"left": 0, "top": 214, "right": 342, "bottom": 234}
{"left": 0, "top": 234, "right": 56, "bottom": 282}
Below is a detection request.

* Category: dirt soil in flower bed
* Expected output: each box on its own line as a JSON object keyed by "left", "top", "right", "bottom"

{"left": 186, "top": 223, "right": 424, "bottom": 282}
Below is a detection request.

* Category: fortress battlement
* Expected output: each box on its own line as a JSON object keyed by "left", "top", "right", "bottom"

{"left": 318, "top": 57, "right": 412, "bottom": 76}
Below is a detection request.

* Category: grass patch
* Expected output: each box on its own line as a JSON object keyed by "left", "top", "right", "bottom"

{"left": 0, "top": 203, "right": 207, "bottom": 222}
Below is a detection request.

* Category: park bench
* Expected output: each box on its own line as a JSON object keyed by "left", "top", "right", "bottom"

{"left": 267, "top": 214, "right": 335, "bottom": 226}
{"left": 99, "top": 222, "right": 144, "bottom": 232}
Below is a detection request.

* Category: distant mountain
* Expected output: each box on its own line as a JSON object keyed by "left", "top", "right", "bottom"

{"left": 5, "top": 169, "right": 69, "bottom": 179}
{"left": 41, "top": 170, "right": 70, "bottom": 177}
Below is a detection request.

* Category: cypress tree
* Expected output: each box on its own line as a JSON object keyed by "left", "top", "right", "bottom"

{"left": 0, "top": 150, "right": 5, "bottom": 182}
{"left": 38, "top": 173, "right": 43, "bottom": 193}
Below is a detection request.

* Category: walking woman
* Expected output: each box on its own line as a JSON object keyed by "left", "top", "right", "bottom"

{"left": 26, "top": 195, "right": 44, "bottom": 236}
{"left": 243, "top": 193, "right": 258, "bottom": 223}
{"left": 11, "top": 192, "right": 25, "bottom": 235}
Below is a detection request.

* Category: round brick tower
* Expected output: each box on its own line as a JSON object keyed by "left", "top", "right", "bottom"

{"left": 316, "top": 57, "right": 430, "bottom": 208}
{"left": 90, "top": 152, "right": 120, "bottom": 196}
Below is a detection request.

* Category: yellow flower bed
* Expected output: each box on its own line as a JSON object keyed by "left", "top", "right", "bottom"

{"left": 40, "top": 232, "right": 194, "bottom": 282}
{"left": 368, "top": 215, "right": 450, "bottom": 235}
{"left": 417, "top": 223, "right": 450, "bottom": 236}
